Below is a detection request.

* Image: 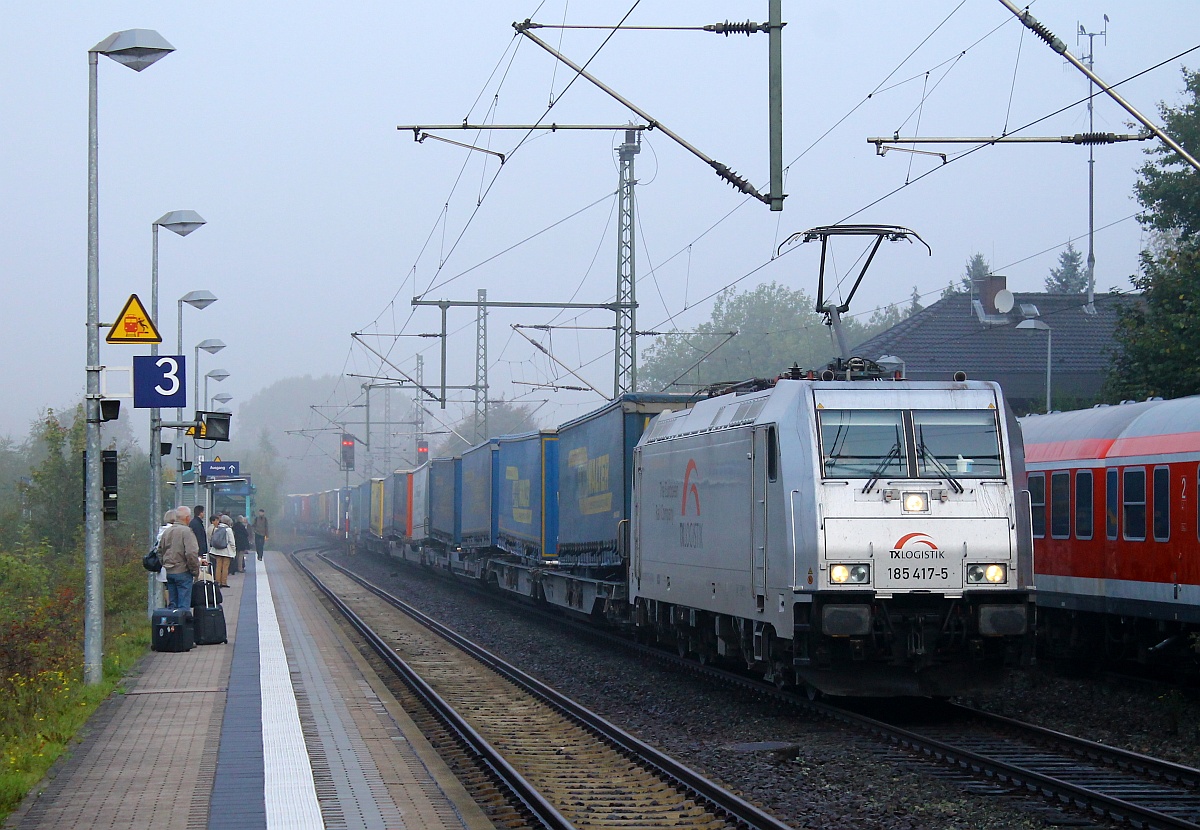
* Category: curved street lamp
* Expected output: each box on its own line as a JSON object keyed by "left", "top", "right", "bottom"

{"left": 1017, "top": 319, "right": 1052, "bottom": 413}
{"left": 85, "top": 28, "right": 174, "bottom": 685}
{"left": 148, "top": 211, "right": 205, "bottom": 618}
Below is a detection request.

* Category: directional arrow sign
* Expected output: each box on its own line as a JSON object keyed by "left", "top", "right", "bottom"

{"left": 200, "top": 461, "right": 240, "bottom": 478}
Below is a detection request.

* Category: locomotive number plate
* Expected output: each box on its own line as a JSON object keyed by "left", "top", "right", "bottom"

{"left": 877, "top": 565, "right": 959, "bottom": 590}
{"left": 885, "top": 566, "right": 950, "bottom": 581}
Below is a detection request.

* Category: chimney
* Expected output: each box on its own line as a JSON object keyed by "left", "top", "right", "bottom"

{"left": 982, "top": 274, "right": 1006, "bottom": 314}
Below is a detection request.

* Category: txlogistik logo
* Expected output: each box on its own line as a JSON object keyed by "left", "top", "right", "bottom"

{"left": 889, "top": 532, "right": 945, "bottom": 560}
{"left": 679, "top": 458, "right": 702, "bottom": 548}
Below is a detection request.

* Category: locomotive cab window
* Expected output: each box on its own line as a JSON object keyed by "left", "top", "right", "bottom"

{"left": 1029, "top": 473, "right": 1046, "bottom": 538}
{"left": 818, "top": 408, "right": 1003, "bottom": 479}
{"left": 912, "top": 410, "right": 1003, "bottom": 477}
{"left": 766, "top": 426, "right": 778, "bottom": 482}
{"left": 1123, "top": 467, "right": 1147, "bottom": 542}
{"left": 1050, "top": 471, "right": 1070, "bottom": 539}
{"left": 819, "top": 410, "right": 905, "bottom": 477}
{"left": 1075, "top": 470, "right": 1093, "bottom": 540}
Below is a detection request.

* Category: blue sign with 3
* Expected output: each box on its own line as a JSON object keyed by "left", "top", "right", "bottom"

{"left": 133, "top": 355, "right": 186, "bottom": 408}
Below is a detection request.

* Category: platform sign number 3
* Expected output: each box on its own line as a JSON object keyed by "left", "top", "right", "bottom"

{"left": 133, "top": 355, "right": 187, "bottom": 409}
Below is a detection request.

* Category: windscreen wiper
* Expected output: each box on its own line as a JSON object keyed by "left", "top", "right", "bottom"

{"left": 917, "top": 441, "right": 964, "bottom": 494}
{"left": 862, "top": 441, "right": 902, "bottom": 494}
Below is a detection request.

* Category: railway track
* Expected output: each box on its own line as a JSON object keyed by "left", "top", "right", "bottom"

{"left": 836, "top": 700, "right": 1200, "bottom": 830}
{"left": 331, "top": 548, "right": 1200, "bottom": 830}
{"left": 291, "top": 548, "right": 795, "bottom": 830}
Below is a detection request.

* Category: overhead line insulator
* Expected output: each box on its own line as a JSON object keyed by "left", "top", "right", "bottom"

{"left": 703, "top": 20, "right": 767, "bottom": 37}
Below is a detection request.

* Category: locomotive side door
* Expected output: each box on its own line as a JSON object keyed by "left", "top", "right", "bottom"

{"left": 752, "top": 427, "right": 770, "bottom": 611}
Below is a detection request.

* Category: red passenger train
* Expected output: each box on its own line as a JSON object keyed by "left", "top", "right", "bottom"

{"left": 1021, "top": 396, "right": 1200, "bottom": 670}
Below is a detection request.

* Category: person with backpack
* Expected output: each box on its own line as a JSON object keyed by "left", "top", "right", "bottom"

{"left": 209, "top": 514, "right": 235, "bottom": 587}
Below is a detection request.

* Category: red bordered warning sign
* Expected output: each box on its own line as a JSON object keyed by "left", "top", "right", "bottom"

{"left": 106, "top": 294, "right": 163, "bottom": 344}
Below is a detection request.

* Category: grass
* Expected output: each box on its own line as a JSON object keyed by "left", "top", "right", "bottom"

{"left": 0, "top": 596, "right": 150, "bottom": 823}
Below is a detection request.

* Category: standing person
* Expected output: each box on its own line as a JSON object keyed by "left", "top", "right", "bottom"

{"left": 190, "top": 505, "right": 210, "bottom": 562}
{"left": 162, "top": 506, "right": 201, "bottom": 609}
{"left": 233, "top": 515, "right": 251, "bottom": 573}
{"left": 252, "top": 509, "right": 269, "bottom": 561}
{"left": 209, "top": 514, "right": 235, "bottom": 587}
{"left": 156, "top": 508, "right": 176, "bottom": 608}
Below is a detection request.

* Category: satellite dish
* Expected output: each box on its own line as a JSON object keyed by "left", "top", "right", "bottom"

{"left": 994, "top": 289, "right": 1014, "bottom": 314}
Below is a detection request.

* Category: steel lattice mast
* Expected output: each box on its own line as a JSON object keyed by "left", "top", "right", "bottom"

{"left": 615, "top": 129, "right": 640, "bottom": 396}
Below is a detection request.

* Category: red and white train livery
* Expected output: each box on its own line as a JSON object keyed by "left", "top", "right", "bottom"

{"left": 1021, "top": 396, "right": 1200, "bottom": 666}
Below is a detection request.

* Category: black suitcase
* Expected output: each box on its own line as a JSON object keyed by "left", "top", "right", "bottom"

{"left": 192, "top": 578, "right": 227, "bottom": 645}
{"left": 152, "top": 607, "right": 194, "bottom": 652}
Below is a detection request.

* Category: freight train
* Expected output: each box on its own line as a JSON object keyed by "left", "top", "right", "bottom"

{"left": 1021, "top": 396, "right": 1200, "bottom": 673}
{"left": 291, "top": 368, "right": 1036, "bottom": 697}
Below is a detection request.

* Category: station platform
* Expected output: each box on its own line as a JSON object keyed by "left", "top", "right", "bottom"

{"left": 5, "top": 551, "right": 494, "bottom": 830}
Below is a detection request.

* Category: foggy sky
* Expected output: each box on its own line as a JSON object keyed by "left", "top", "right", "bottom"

{"left": 3, "top": 1, "right": 1197, "bottom": 454}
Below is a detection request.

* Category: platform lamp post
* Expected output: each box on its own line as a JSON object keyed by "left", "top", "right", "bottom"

{"left": 85, "top": 29, "right": 174, "bottom": 685}
{"left": 174, "top": 318, "right": 219, "bottom": 507}
{"left": 148, "top": 212, "right": 205, "bottom": 619}
{"left": 198, "top": 368, "right": 230, "bottom": 509}
{"left": 1017, "top": 319, "right": 1052, "bottom": 413}
{"left": 182, "top": 341, "right": 225, "bottom": 506}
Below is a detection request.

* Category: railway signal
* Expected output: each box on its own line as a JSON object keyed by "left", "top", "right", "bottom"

{"left": 340, "top": 433, "right": 355, "bottom": 471}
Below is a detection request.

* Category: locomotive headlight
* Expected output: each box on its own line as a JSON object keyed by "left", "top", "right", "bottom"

{"left": 830, "top": 564, "right": 870, "bottom": 584}
{"left": 967, "top": 563, "right": 1007, "bottom": 584}
{"left": 902, "top": 491, "right": 930, "bottom": 513}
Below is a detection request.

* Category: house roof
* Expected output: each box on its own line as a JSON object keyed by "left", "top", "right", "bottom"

{"left": 852, "top": 292, "right": 1136, "bottom": 382}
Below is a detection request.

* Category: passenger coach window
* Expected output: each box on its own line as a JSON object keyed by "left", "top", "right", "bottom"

{"left": 1029, "top": 473, "right": 1046, "bottom": 538}
{"left": 1050, "top": 472, "right": 1070, "bottom": 538}
{"left": 1123, "top": 468, "right": 1146, "bottom": 541}
{"left": 1106, "top": 468, "right": 1119, "bottom": 539}
{"left": 1075, "top": 470, "right": 1093, "bottom": 540}
{"left": 819, "top": 410, "right": 905, "bottom": 477}
{"left": 912, "top": 410, "right": 1003, "bottom": 477}
{"left": 1153, "top": 466, "right": 1170, "bottom": 541}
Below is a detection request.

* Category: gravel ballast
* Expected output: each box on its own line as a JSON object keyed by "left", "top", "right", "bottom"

{"left": 330, "top": 550, "right": 1199, "bottom": 830}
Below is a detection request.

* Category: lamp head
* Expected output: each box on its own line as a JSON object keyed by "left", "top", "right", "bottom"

{"left": 91, "top": 29, "right": 174, "bottom": 72}
{"left": 181, "top": 290, "right": 217, "bottom": 310}
{"left": 206, "top": 369, "right": 231, "bottom": 382}
{"left": 155, "top": 210, "right": 206, "bottom": 237}
{"left": 212, "top": 393, "right": 233, "bottom": 404}
{"left": 197, "top": 338, "right": 226, "bottom": 355}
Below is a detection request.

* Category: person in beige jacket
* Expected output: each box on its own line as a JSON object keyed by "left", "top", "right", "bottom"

{"left": 161, "top": 506, "right": 201, "bottom": 608}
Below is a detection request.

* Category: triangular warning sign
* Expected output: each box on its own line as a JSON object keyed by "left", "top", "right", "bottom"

{"left": 186, "top": 422, "right": 206, "bottom": 437}
{"left": 106, "top": 294, "right": 162, "bottom": 344}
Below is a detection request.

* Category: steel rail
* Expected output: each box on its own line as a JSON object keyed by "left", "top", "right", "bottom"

{"left": 364, "top": 550, "right": 1200, "bottom": 829}
{"left": 290, "top": 549, "right": 576, "bottom": 830}
{"left": 316, "top": 551, "right": 796, "bottom": 830}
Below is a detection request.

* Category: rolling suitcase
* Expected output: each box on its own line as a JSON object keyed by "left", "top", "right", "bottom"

{"left": 193, "top": 569, "right": 227, "bottom": 645}
{"left": 152, "top": 607, "right": 194, "bottom": 652}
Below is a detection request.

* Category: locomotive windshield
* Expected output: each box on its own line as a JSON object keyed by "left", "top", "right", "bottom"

{"left": 818, "top": 410, "right": 906, "bottom": 477}
{"left": 912, "top": 410, "right": 1003, "bottom": 477}
{"left": 819, "top": 408, "right": 1003, "bottom": 479}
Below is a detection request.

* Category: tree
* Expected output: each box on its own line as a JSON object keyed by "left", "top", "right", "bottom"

{"left": 19, "top": 408, "right": 85, "bottom": 557}
{"left": 942, "top": 253, "right": 990, "bottom": 297}
{"left": 432, "top": 399, "right": 540, "bottom": 457}
{"left": 1134, "top": 69, "right": 1200, "bottom": 242}
{"left": 1105, "top": 245, "right": 1200, "bottom": 401}
{"left": 1107, "top": 69, "right": 1200, "bottom": 401}
{"left": 641, "top": 282, "right": 845, "bottom": 391}
{"left": 1045, "top": 242, "right": 1087, "bottom": 293}
{"left": 242, "top": 428, "right": 288, "bottom": 520}
{"left": 908, "top": 285, "right": 924, "bottom": 315}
